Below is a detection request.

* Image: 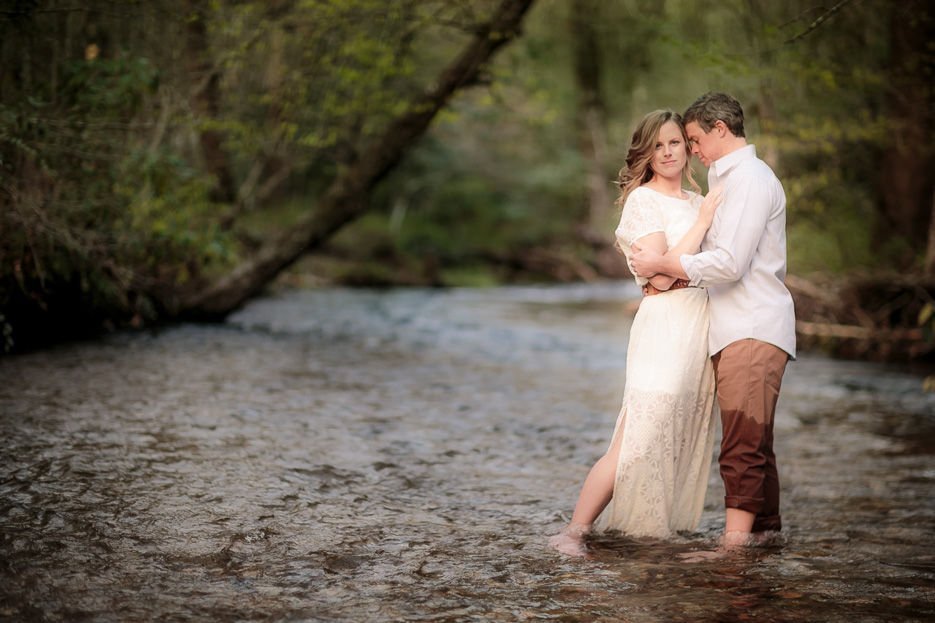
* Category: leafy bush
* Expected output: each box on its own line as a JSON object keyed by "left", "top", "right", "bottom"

{"left": 0, "top": 54, "right": 237, "bottom": 351}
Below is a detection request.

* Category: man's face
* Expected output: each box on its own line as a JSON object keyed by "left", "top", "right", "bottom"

{"left": 684, "top": 121, "right": 720, "bottom": 168}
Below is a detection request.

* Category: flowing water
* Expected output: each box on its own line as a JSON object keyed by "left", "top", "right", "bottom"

{"left": 1, "top": 283, "right": 933, "bottom": 622}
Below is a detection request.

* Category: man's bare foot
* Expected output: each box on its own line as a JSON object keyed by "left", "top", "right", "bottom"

{"left": 679, "top": 531, "right": 757, "bottom": 563}
{"left": 548, "top": 522, "right": 590, "bottom": 557}
{"left": 679, "top": 549, "right": 723, "bottom": 563}
{"left": 747, "top": 530, "right": 782, "bottom": 547}
{"left": 720, "top": 529, "right": 753, "bottom": 552}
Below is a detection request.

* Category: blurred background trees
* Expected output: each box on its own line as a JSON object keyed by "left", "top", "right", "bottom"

{"left": 1, "top": 0, "right": 933, "bottom": 355}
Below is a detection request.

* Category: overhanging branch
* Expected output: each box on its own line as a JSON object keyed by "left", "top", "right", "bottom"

{"left": 177, "top": 0, "right": 537, "bottom": 318}
{"left": 784, "top": 0, "right": 857, "bottom": 45}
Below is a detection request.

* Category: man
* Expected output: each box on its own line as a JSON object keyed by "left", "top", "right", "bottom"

{"left": 629, "top": 92, "right": 796, "bottom": 547}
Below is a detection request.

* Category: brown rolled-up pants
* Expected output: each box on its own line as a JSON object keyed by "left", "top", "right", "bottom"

{"left": 711, "top": 339, "right": 789, "bottom": 533}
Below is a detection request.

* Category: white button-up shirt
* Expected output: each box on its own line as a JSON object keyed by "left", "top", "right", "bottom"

{"left": 680, "top": 144, "right": 796, "bottom": 359}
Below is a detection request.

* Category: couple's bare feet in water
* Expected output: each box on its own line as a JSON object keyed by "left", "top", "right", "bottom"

{"left": 548, "top": 522, "right": 590, "bottom": 557}
{"left": 550, "top": 526, "right": 781, "bottom": 561}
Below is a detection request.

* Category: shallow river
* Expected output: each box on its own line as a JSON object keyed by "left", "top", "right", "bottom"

{"left": 1, "top": 283, "right": 934, "bottom": 622}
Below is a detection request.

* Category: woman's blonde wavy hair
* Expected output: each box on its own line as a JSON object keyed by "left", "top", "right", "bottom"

{"left": 614, "top": 109, "right": 700, "bottom": 208}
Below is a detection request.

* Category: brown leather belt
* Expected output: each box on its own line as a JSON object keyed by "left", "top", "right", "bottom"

{"left": 643, "top": 278, "right": 692, "bottom": 296}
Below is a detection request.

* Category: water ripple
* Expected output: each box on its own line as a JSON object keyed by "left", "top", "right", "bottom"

{"left": 0, "top": 283, "right": 933, "bottom": 621}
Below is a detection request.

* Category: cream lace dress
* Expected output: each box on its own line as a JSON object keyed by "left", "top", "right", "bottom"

{"left": 595, "top": 186, "right": 717, "bottom": 538}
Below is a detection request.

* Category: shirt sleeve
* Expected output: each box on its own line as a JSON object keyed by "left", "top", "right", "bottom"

{"left": 681, "top": 173, "right": 772, "bottom": 286}
{"left": 615, "top": 190, "right": 666, "bottom": 285}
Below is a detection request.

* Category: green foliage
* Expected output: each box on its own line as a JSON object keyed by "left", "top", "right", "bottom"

{"left": 786, "top": 213, "right": 875, "bottom": 275}
{"left": 353, "top": 103, "right": 586, "bottom": 269}
{"left": 612, "top": 0, "right": 899, "bottom": 274}
{"left": 66, "top": 52, "right": 160, "bottom": 115}
{"left": 114, "top": 149, "right": 240, "bottom": 282}
{"left": 764, "top": 5, "right": 893, "bottom": 271}
{"left": 1, "top": 0, "right": 926, "bottom": 349}
{"left": 0, "top": 48, "right": 237, "bottom": 350}
{"left": 208, "top": 0, "right": 465, "bottom": 171}
{"left": 319, "top": 0, "right": 905, "bottom": 287}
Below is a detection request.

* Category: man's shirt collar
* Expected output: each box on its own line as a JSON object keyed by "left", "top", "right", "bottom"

{"left": 711, "top": 144, "right": 756, "bottom": 181}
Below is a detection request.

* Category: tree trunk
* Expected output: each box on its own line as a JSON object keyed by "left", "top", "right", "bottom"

{"left": 745, "top": 0, "right": 779, "bottom": 170}
{"left": 924, "top": 186, "right": 935, "bottom": 278}
{"left": 877, "top": 1, "right": 935, "bottom": 251}
{"left": 571, "top": 0, "right": 611, "bottom": 232}
{"left": 183, "top": 0, "right": 237, "bottom": 204}
{"left": 232, "top": 22, "right": 290, "bottom": 215}
{"left": 176, "top": 0, "right": 537, "bottom": 319}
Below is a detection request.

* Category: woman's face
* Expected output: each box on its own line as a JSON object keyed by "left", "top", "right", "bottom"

{"left": 650, "top": 121, "right": 687, "bottom": 180}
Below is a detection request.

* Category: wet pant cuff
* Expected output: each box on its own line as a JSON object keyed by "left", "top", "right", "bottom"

{"left": 724, "top": 495, "right": 763, "bottom": 515}
{"left": 725, "top": 496, "right": 781, "bottom": 532}
{"left": 752, "top": 515, "right": 782, "bottom": 532}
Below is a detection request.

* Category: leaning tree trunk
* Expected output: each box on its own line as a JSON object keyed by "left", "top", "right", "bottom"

{"left": 176, "top": 0, "right": 537, "bottom": 319}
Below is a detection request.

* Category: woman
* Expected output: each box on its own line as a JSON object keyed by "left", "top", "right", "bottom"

{"left": 549, "top": 109, "right": 722, "bottom": 556}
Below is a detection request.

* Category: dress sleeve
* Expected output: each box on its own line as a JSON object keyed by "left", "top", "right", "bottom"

{"left": 614, "top": 188, "right": 665, "bottom": 285}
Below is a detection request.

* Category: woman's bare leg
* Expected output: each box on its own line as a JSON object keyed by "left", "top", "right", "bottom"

{"left": 569, "top": 433, "right": 622, "bottom": 525}
{"left": 549, "top": 424, "right": 625, "bottom": 556}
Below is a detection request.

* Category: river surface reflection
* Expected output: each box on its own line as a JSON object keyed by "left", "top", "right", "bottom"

{"left": 1, "top": 283, "right": 933, "bottom": 621}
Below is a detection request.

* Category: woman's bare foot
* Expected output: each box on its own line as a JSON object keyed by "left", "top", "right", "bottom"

{"left": 548, "top": 522, "right": 591, "bottom": 557}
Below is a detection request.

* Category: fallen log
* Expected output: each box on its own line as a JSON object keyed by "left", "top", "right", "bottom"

{"left": 788, "top": 272, "right": 935, "bottom": 361}
{"left": 795, "top": 320, "right": 923, "bottom": 342}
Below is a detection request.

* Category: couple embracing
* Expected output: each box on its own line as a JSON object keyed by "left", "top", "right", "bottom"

{"left": 551, "top": 92, "right": 796, "bottom": 557}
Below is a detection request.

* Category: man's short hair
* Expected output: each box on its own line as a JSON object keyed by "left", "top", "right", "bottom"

{"left": 683, "top": 92, "right": 745, "bottom": 138}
